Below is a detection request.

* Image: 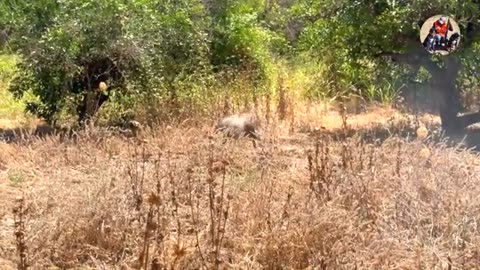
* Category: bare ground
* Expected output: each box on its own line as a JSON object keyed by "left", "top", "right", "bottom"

{"left": 1, "top": 106, "right": 480, "bottom": 269}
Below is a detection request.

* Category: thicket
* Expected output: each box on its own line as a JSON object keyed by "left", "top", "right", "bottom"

{"left": 2, "top": 0, "right": 480, "bottom": 127}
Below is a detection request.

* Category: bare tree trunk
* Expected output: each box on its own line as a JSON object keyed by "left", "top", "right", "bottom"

{"left": 426, "top": 56, "right": 463, "bottom": 132}
{"left": 381, "top": 46, "right": 472, "bottom": 134}
{"left": 77, "top": 92, "right": 109, "bottom": 125}
{"left": 383, "top": 19, "right": 480, "bottom": 133}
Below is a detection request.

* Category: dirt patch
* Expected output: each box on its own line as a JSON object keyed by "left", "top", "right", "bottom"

{"left": 295, "top": 105, "right": 440, "bottom": 134}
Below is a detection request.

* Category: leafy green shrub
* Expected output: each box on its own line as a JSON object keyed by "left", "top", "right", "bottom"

{"left": 209, "top": 0, "right": 280, "bottom": 104}
{"left": 0, "top": 54, "right": 38, "bottom": 120}
{"left": 6, "top": 0, "right": 284, "bottom": 126}
{"left": 293, "top": 0, "right": 420, "bottom": 104}
{"left": 8, "top": 0, "right": 215, "bottom": 126}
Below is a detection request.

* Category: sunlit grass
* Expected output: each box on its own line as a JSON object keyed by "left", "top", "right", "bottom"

{"left": 0, "top": 54, "right": 36, "bottom": 124}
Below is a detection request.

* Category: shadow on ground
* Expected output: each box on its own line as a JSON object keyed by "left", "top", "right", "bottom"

{"left": 3, "top": 119, "right": 480, "bottom": 155}
{"left": 306, "top": 121, "right": 480, "bottom": 153}
{"left": 0, "top": 122, "right": 141, "bottom": 144}
{"left": 0, "top": 123, "right": 57, "bottom": 142}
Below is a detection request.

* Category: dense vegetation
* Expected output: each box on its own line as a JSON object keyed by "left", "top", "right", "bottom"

{"left": 2, "top": 0, "right": 480, "bottom": 130}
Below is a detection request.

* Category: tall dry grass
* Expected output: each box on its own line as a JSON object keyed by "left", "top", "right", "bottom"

{"left": 0, "top": 109, "right": 480, "bottom": 269}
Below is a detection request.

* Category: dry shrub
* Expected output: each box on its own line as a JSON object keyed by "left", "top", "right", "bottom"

{"left": 277, "top": 76, "right": 288, "bottom": 121}
{"left": 1, "top": 115, "right": 480, "bottom": 269}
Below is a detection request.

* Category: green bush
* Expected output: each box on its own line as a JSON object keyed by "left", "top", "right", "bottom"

{"left": 8, "top": 0, "right": 480, "bottom": 125}
{"left": 6, "top": 0, "right": 285, "bottom": 126}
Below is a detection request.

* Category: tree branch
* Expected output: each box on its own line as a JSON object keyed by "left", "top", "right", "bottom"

{"left": 458, "top": 111, "right": 480, "bottom": 128}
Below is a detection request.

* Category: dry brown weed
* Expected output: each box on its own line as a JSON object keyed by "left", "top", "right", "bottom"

{"left": 0, "top": 111, "right": 479, "bottom": 269}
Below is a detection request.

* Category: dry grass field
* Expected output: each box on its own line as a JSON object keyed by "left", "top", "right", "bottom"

{"left": 1, "top": 103, "right": 480, "bottom": 269}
